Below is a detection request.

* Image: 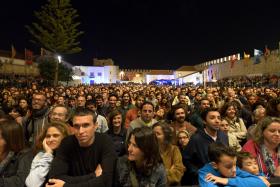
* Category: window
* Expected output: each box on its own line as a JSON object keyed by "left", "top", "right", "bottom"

{"left": 98, "top": 72, "right": 102, "bottom": 76}
{"left": 90, "top": 72, "right": 95, "bottom": 78}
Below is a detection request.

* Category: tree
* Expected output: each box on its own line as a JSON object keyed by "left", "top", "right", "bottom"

{"left": 37, "top": 56, "right": 73, "bottom": 84}
{"left": 26, "top": 0, "right": 84, "bottom": 54}
{"left": 26, "top": 0, "right": 83, "bottom": 86}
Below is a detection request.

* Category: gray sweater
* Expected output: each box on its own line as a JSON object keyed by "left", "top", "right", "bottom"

{"left": 25, "top": 151, "right": 54, "bottom": 187}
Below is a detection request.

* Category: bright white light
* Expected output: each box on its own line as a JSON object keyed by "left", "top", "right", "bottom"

{"left": 58, "top": 56, "right": 62, "bottom": 63}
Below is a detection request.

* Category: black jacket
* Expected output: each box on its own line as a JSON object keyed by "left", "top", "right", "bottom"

{"left": 183, "top": 129, "right": 228, "bottom": 185}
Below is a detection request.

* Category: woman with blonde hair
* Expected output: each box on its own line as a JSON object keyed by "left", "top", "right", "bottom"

{"left": 242, "top": 117, "right": 280, "bottom": 177}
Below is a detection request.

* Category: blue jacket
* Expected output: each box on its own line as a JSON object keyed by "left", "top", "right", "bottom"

{"left": 183, "top": 129, "right": 228, "bottom": 185}
{"left": 199, "top": 163, "right": 267, "bottom": 187}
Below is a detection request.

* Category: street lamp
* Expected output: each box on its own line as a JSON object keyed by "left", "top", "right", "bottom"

{"left": 54, "top": 55, "right": 61, "bottom": 86}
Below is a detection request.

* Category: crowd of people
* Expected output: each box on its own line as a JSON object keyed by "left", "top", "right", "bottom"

{"left": 0, "top": 82, "right": 280, "bottom": 186}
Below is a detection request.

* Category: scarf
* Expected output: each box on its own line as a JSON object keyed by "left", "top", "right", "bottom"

{"left": 260, "top": 144, "right": 280, "bottom": 176}
{"left": 0, "top": 151, "right": 15, "bottom": 175}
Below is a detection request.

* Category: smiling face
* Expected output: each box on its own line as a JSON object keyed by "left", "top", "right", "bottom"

{"left": 45, "top": 127, "right": 64, "bottom": 150}
{"left": 112, "top": 114, "right": 122, "bottom": 127}
{"left": 174, "top": 108, "right": 185, "bottom": 123}
{"left": 32, "top": 94, "right": 46, "bottom": 110}
{"left": 205, "top": 111, "right": 221, "bottom": 132}
{"left": 226, "top": 106, "right": 236, "bottom": 119}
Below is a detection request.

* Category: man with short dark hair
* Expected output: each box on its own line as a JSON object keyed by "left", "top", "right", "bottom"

{"left": 126, "top": 101, "right": 157, "bottom": 141}
{"left": 170, "top": 105, "right": 197, "bottom": 144}
{"left": 86, "top": 100, "right": 108, "bottom": 133}
{"left": 189, "top": 98, "right": 210, "bottom": 130}
{"left": 47, "top": 108, "right": 117, "bottom": 187}
{"left": 125, "top": 95, "right": 145, "bottom": 128}
{"left": 183, "top": 108, "right": 228, "bottom": 185}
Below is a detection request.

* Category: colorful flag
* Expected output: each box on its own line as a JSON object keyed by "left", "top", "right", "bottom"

{"left": 244, "top": 52, "right": 250, "bottom": 59}
{"left": 254, "top": 49, "right": 263, "bottom": 56}
{"left": 11, "top": 45, "right": 16, "bottom": 59}
{"left": 230, "top": 55, "right": 237, "bottom": 68}
{"left": 264, "top": 45, "right": 271, "bottom": 62}
{"left": 253, "top": 49, "right": 263, "bottom": 64}
{"left": 243, "top": 52, "right": 250, "bottom": 67}
{"left": 264, "top": 45, "right": 270, "bottom": 56}
{"left": 25, "top": 49, "right": 33, "bottom": 65}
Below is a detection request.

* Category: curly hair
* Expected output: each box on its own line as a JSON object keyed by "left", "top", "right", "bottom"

{"left": 220, "top": 102, "right": 241, "bottom": 123}
{"left": 253, "top": 116, "right": 280, "bottom": 144}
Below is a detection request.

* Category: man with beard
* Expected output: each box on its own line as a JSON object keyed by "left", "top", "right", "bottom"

{"left": 125, "top": 95, "right": 145, "bottom": 129}
{"left": 95, "top": 94, "right": 109, "bottom": 117}
{"left": 183, "top": 108, "right": 228, "bottom": 185}
{"left": 22, "top": 93, "right": 49, "bottom": 146}
{"left": 189, "top": 98, "right": 210, "bottom": 130}
{"left": 126, "top": 101, "right": 157, "bottom": 141}
{"left": 170, "top": 105, "right": 197, "bottom": 144}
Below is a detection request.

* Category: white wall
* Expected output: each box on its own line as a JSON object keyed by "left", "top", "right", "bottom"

{"left": 72, "top": 65, "right": 119, "bottom": 84}
{"left": 182, "top": 72, "right": 203, "bottom": 85}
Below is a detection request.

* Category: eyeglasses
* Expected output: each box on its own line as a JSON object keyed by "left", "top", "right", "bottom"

{"left": 51, "top": 112, "right": 66, "bottom": 117}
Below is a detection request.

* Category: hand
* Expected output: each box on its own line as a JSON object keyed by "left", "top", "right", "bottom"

{"left": 205, "top": 173, "right": 228, "bottom": 185}
{"left": 45, "top": 179, "right": 65, "bottom": 187}
{"left": 259, "top": 176, "right": 271, "bottom": 187}
{"left": 95, "top": 164, "right": 102, "bottom": 177}
{"left": 43, "top": 138, "right": 53, "bottom": 154}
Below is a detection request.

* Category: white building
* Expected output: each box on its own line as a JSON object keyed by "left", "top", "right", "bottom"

{"left": 72, "top": 65, "right": 119, "bottom": 84}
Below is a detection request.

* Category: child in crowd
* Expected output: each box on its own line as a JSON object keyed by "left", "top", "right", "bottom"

{"left": 219, "top": 119, "right": 241, "bottom": 151}
{"left": 199, "top": 143, "right": 270, "bottom": 187}
{"left": 237, "top": 151, "right": 262, "bottom": 176}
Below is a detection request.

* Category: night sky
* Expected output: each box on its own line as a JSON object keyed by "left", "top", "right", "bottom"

{"left": 0, "top": 0, "right": 279, "bottom": 69}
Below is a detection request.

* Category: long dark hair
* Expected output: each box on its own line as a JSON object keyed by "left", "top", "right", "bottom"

{"left": 127, "top": 126, "right": 162, "bottom": 175}
{"left": 0, "top": 120, "right": 25, "bottom": 153}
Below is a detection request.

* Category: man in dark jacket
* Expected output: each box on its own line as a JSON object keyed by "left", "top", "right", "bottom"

{"left": 22, "top": 92, "right": 49, "bottom": 146}
{"left": 182, "top": 108, "right": 228, "bottom": 185}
